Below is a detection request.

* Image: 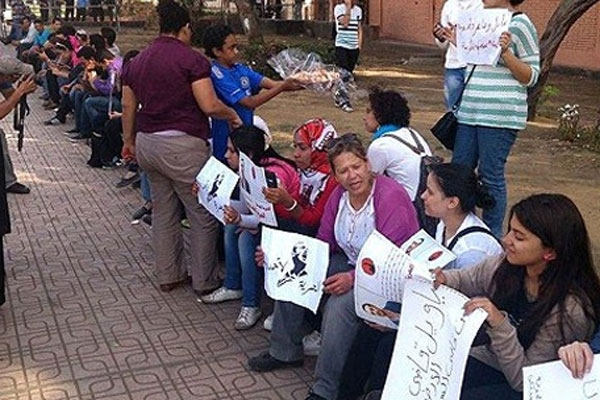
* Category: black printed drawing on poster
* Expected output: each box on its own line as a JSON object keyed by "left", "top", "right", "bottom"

{"left": 195, "top": 156, "right": 239, "bottom": 224}
{"left": 354, "top": 230, "right": 457, "bottom": 329}
{"left": 524, "top": 356, "right": 600, "bottom": 400}
{"left": 261, "top": 227, "right": 329, "bottom": 313}
{"left": 239, "top": 152, "right": 278, "bottom": 227}
{"left": 381, "top": 279, "right": 488, "bottom": 400}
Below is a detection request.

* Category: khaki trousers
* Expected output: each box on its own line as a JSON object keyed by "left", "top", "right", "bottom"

{"left": 136, "top": 133, "right": 220, "bottom": 292}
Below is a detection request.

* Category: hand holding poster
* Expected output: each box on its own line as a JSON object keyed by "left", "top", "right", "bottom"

{"left": 261, "top": 227, "right": 329, "bottom": 313}
{"left": 195, "top": 157, "right": 239, "bottom": 224}
{"left": 457, "top": 9, "right": 512, "bottom": 66}
{"left": 523, "top": 356, "right": 600, "bottom": 400}
{"left": 238, "top": 152, "right": 278, "bottom": 227}
{"left": 355, "top": 230, "right": 456, "bottom": 329}
{"left": 381, "top": 279, "right": 488, "bottom": 400}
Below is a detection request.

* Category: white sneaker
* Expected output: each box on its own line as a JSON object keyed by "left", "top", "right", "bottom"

{"left": 302, "top": 330, "right": 322, "bottom": 357}
{"left": 263, "top": 313, "right": 274, "bottom": 331}
{"left": 341, "top": 104, "right": 354, "bottom": 113}
{"left": 200, "top": 286, "right": 242, "bottom": 304}
{"left": 234, "top": 307, "right": 262, "bottom": 330}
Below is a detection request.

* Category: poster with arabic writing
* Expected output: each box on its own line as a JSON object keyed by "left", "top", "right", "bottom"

{"left": 523, "top": 356, "right": 600, "bottom": 400}
{"left": 239, "top": 152, "right": 278, "bottom": 227}
{"left": 196, "top": 157, "right": 239, "bottom": 224}
{"left": 381, "top": 279, "right": 487, "bottom": 400}
{"left": 457, "top": 9, "right": 512, "bottom": 66}
{"left": 261, "top": 227, "right": 329, "bottom": 313}
{"left": 355, "top": 231, "right": 456, "bottom": 329}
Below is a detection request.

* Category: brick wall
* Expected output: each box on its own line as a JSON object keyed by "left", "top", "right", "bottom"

{"left": 359, "top": 0, "right": 600, "bottom": 71}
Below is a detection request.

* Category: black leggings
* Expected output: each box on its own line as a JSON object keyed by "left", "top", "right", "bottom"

{"left": 335, "top": 47, "right": 360, "bottom": 74}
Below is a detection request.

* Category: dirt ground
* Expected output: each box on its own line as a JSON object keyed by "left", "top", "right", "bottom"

{"left": 117, "top": 28, "right": 600, "bottom": 259}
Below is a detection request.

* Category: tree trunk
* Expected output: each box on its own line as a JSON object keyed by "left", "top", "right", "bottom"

{"left": 527, "top": 0, "right": 599, "bottom": 120}
{"left": 233, "top": 0, "right": 265, "bottom": 44}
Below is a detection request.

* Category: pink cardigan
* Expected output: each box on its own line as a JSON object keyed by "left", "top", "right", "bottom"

{"left": 316, "top": 175, "right": 419, "bottom": 257}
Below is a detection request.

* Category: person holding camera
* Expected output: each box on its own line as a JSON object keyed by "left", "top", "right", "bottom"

{"left": 0, "top": 56, "right": 37, "bottom": 195}
{"left": 0, "top": 61, "right": 37, "bottom": 306}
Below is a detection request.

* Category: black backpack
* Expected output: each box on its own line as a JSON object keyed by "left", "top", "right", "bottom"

{"left": 87, "top": 119, "right": 123, "bottom": 168}
{"left": 382, "top": 129, "right": 442, "bottom": 236}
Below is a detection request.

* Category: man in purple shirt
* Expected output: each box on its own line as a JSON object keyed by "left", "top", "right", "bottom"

{"left": 121, "top": 0, "right": 241, "bottom": 296}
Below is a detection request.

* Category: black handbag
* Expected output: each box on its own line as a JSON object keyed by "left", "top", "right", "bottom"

{"left": 430, "top": 67, "right": 476, "bottom": 150}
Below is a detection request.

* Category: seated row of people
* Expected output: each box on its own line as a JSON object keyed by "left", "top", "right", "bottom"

{"left": 194, "top": 115, "right": 600, "bottom": 400}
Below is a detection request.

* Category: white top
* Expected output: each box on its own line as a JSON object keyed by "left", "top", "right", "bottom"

{"left": 334, "top": 4, "right": 363, "bottom": 50}
{"left": 20, "top": 27, "right": 36, "bottom": 45}
{"left": 367, "top": 127, "right": 432, "bottom": 201}
{"left": 435, "top": 212, "right": 504, "bottom": 270}
{"left": 334, "top": 183, "right": 376, "bottom": 265}
{"left": 435, "top": 0, "right": 483, "bottom": 69}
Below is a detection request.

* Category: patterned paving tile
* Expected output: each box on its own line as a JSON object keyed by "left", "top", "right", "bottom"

{"left": 0, "top": 97, "right": 312, "bottom": 399}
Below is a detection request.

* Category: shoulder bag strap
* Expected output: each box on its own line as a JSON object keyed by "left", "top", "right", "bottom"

{"left": 382, "top": 129, "right": 424, "bottom": 156}
{"left": 447, "top": 226, "right": 501, "bottom": 251}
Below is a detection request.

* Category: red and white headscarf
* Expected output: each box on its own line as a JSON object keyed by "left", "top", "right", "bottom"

{"left": 294, "top": 119, "right": 338, "bottom": 206}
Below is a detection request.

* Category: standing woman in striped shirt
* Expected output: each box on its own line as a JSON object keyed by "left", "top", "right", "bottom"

{"left": 450, "top": 0, "right": 540, "bottom": 238}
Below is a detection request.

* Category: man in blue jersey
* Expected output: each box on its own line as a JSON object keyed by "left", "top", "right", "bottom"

{"left": 203, "top": 24, "right": 301, "bottom": 161}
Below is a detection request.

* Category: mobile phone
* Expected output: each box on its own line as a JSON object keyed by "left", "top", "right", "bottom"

{"left": 265, "top": 171, "right": 278, "bottom": 188}
{"left": 434, "top": 23, "right": 446, "bottom": 43}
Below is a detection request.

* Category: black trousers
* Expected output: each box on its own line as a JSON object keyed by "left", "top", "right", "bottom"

{"left": 46, "top": 71, "right": 61, "bottom": 104}
{"left": 335, "top": 47, "right": 360, "bottom": 74}
{"left": 460, "top": 357, "right": 521, "bottom": 400}
{"left": 0, "top": 238, "right": 5, "bottom": 306}
{"left": 65, "top": 0, "right": 75, "bottom": 20}
{"left": 338, "top": 325, "right": 396, "bottom": 399}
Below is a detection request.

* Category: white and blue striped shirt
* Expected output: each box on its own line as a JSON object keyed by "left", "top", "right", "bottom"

{"left": 334, "top": 4, "right": 363, "bottom": 50}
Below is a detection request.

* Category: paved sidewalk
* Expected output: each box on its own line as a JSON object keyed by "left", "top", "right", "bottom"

{"left": 0, "top": 97, "right": 313, "bottom": 400}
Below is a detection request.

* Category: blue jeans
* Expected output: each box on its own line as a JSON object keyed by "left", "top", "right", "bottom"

{"left": 83, "top": 96, "right": 122, "bottom": 134}
{"left": 140, "top": 171, "right": 152, "bottom": 203}
{"left": 444, "top": 67, "right": 466, "bottom": 111}
{"left": 224, "top": 225, "right": 261, "bottom": 307}
{"left": 70, "top": 89, "right": 90, "bottom": 132}
{"left": 452, "top": 124, "right": 517, "bottom": 238}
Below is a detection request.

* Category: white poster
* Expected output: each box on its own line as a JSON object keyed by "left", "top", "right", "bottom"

{"left": 195, "top": 157, "right": 239, "bottom": 224}
{"left": 457, "top": 9, "right": 512, "bottom": 66}
{"left": 355, "top": 230, "right": 456, "bottom": 329}
{"left": 381, "top": 279, "right": 488, "bottom": 400}
{"left": 261, "top": 227, "right": 329, "bottom": 313}
{"left": 239, "top": 152, "right": 278, "bottom": 227}
{"left": 524, "top": 356, "right": 600, "bottom": 400}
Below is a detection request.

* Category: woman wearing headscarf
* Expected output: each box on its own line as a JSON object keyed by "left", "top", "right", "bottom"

{"left": 263, "top": 118, "right": 339, "bottom": 236}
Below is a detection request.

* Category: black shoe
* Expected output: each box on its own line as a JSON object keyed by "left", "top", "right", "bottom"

{"left": 68, "top": 133, "right": 89, "bottom": 142}
{"left": 141, "top": 213, "right": 152, "bottom": 226}
{"left": 132, "top": 205, "right": 151, "bottom": 220}
{"left": 248, "top": 352, "right": 303, "bottom": 372}
{"left": 43, "top": 116, "right": 64, "bottom": 126}
{"left": 6, "top": 182, "right": 31, "bottom": 194}
{"left": 363, "top": 391, "right": 382, "bottom": 400}
{"left": 64, "top": 128, "right": 80, "bottom": 135}
{"left": 304, "top": 393, "right": 327, "bottom": 400}
{"left": 115, "top": 173, "right": 140, "bottom": 188}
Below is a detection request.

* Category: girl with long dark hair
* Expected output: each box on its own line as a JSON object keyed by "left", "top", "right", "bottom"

{"left": 433, "top": 193, "right": 600, "bottom": 399}
{"left": 199, "top": 125, "right": 299, "bottom": 330}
